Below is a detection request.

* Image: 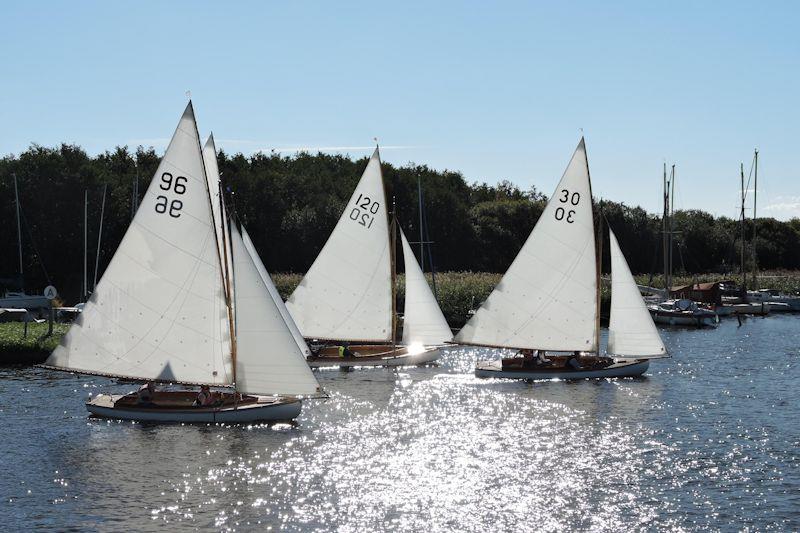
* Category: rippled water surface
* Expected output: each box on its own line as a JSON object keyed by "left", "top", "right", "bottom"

{"left": 2, "top": 315, "right": 800, "bottom": 531}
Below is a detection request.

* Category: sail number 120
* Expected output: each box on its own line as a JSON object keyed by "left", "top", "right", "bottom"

{"left": 350, "top": 194, "right": 380, "bottom": 229}
{"left": 555, "top": 189, "right": 580, "bottom": 224}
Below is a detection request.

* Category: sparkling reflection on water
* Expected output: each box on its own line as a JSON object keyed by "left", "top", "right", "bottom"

{"left": 2, "top": 315, "right": 800, "bottom": 531}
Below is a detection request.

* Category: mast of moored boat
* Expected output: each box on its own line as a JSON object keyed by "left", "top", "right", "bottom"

{"left": 13, "top": 173, "right": 23, "bottom": 287}
{"left": 92, "top": 184, "right": 107, "bottom": 291}
{"left": 83, "top": 189, "right": 88, "bottom": 302}
{"left": 751, "top": 149, "right": 758, "bottom": 289}
{"left": 740, "top": 162, "right": 747, "bottom": 292}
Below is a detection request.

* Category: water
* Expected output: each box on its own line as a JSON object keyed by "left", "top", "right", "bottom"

{"left": 2, "top": 315, "right": 799, "bottom": 531}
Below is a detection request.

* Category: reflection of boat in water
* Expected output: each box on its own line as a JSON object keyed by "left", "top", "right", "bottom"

{"left": 648, "top": 299, "right": 719, "bottom": 326}
{"left": 41, "top": 104, "right": 322, "bottom": 423}
{"left": 287, "top": 148, "right": 451, "bottom": 368}
{"left": 456, "top": 139, "right": 667, "bottom": 381}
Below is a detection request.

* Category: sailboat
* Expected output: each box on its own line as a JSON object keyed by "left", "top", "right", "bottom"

{"left": 455, "top": 139, "right": 667, "bottom": 380}
{"left": 286, "top": 148, "right": 451, "bottom": 368}
{"left": 40, "top": 103, "right": 322, "bottom": 422}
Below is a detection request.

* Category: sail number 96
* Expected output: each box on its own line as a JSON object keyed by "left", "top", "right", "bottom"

{"left": 555, "top": 189, "right": 580, "bottom": 224}
{"left": 350, "top": 193, "right": 380, "bottom": 229}
{"left": 154, "top": 172, "right": 187, "bottom": 218}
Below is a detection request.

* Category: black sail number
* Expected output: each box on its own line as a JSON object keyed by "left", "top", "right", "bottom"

{"left": 555, "top": 188, "right": 579, "bottom": 223}
{"left": 154, "top": 172, "right": 187, "bottom": 218}
{"left": 350, "top": 193, "right": 380, "bottom": 229}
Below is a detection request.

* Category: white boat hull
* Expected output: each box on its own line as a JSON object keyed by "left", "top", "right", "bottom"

{"left": 650, "top": 311, "right": 717, "bottom": 327}
{"left": 86, "top": 394, "right": 302, "bottom": 423}
{"left": 475, "top": 359, "right": 650, "bottom": 380}
{"left": 308, "top": 346, "right": 441, "bottom": 369}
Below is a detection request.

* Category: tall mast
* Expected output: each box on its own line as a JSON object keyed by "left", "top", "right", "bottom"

{"left": 669, "top": 164, "right": 675, "bottom": 291}
{"left": 13, "top": 173, "right": 23, "bottom": 283}
{"left": 417, "top": 175, "right": 424, "bottom": 270}
{"left": 740, "top": 162, "right": 746, "bottom": 291}
{"left": 93, "top": 184, "right": 107, "bottom": 291}
{"left": 83, "top": 190, "right": 88, "bottom": 301}
{"left": 390, "top": 198, "right": 398, "bottom": 345}
{"left": 751, "top": 149, "right": 758, "bottom": 288}
{"left": 584, "top": 138, "right": 601, "bottom": 355}
{"left": 662, "top": 163, "right": 668, "bottom": 296}
{"left": 199, "top": 128, "right": 237, "bottom": 387}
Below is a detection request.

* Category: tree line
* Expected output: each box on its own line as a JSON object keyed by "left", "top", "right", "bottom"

{"left": 2, "top": 143, "right": 798, "bottom": 303}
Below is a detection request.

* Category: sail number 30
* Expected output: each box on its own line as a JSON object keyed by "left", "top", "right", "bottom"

{"left": 350, "top": 194, "right": 380, "bottom": 229}
{"left": 155, "top": 172, "right": 186, "bottom": 218}
{"left": 555, "top": 189, "right": 580, "bottom": 223}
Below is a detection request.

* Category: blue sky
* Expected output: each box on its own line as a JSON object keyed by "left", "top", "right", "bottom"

{"left": 2, "top": 1, "right": 798, "bottom": 219}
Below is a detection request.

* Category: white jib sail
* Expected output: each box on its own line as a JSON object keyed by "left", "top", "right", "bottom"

{"left": 286, "top": 148, "right": 393, "bottom": 342}
{"left": 607, "top": 227, "right": 667, "bottom": 358}
{"left": 241, "top": 226, "right": 310, "bottom": 357}
{"left": 231, "top": 224, "right": 321, "bottom": 396}
{"left": 454, "top": 138, "right": 598, "bottom": 351}
{"left": 45, "top": 102, "right": 233, "bottom": 384}
{"left": 400, "top": 228, "right": 452, "bottom": 346}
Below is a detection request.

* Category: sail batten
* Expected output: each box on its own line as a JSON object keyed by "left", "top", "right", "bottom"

{"left": 44, "top": 103, "right": 233, "bottom": 384}
{"left": 608, "top": 228, "right": 667, "bottom": 358}
{"left": 286, "top": 148, "right": 393, "bottom": 341}
{"left": 454, "top": 139, "right": 598, "bottom": 351}
{"left": 399, "top": 229, "right": 452, "bottom": 346}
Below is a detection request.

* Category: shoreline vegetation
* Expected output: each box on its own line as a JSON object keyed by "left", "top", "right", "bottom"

{"left": 3, "top": 270, "right": 798, "bottom": 363}
{"left": 3, "top": 146, "right": 800, "bottom": 306}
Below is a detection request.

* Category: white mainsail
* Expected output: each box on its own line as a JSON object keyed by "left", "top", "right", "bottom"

{"left": 241, "top": 226, "right": 310, "bottom": 357}
{"left": 231, "top": 224, "right": 321, "bottom": 396}
{"left": 607, "top": 228, "right": 667, "bottom": 358}
{"left": 45, "top": 103, "right": 233, "bottom": 384}
{"left": 286, "top": 148, "right": 393, "bottom": 342}
{"left": 202, "top": 134, "right": 235, "bottom": 327}
{"left": 202, "top": 134, "right": 226, "bottom": 271}
{"left": 400, "top": 228, "right": 452, "bottom": 346}
{"left": 454, "top": 138, "right": 598, "bottom": 351}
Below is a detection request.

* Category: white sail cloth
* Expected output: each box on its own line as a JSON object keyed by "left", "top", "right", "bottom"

{"left": 286, "top": 148, "right": 393, "bottom": 342}
{"left": 45, "top": 103, "right": 232, "bottom": 384}
{"left": 231, "top": 225, "right": 320, "bottom": 396}
{"left": 241, "top": 226, "right": 310, "bottom": 357}
{"left": 454, "top": 139, "right": 598, "bottom": 351}
{"left": 400, "top": 229, "right": 452, "bottom": 346}
{"left": 607, "top": 228, "right": 667, "bottom": 358}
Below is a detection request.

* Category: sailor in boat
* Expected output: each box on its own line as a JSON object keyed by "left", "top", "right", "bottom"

{"left": 337, "top": 343, "right": 355, "bottom": 358}
{"left": 193, "top": 385, "right": 220, "bottom": 408}
{"left": 136, "top": 382, "right": 156, "bottom": 406}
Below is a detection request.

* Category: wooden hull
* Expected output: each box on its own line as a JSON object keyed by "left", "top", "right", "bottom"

{"left": 85, "top": 392, "right": 302, "bottom": 423}
{"left": 307, "top": 344, "right": 441, "bottom": 368}
{"left": 475, "top": 358, "right": 650, "bottom": 380}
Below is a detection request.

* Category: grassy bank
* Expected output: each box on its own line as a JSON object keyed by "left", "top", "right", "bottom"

{"left": 0, "top": 322, "right": 69, "bottom": 364}
{"left": 3, "top": 270, "right": 798, "bottom": 363}
{"left": 274, "top": 270, "right": 800, "bottom": 328}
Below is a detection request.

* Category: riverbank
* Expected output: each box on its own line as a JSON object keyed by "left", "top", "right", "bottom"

{"left": 2, "top": 270, "right": 798, "bottom": 363}
{"left": 0, "top": 322, "right": 69, "bottom": 365}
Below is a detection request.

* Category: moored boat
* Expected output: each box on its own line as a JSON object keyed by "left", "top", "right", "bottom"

{"left": 41, "top": 104, "right": 322, "bottom": 423}
{"left": 648, "top": 299, "right": 719, "bottom": 326}
{"left": 454, "top": 139, "right": 668, "bottom": 381}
